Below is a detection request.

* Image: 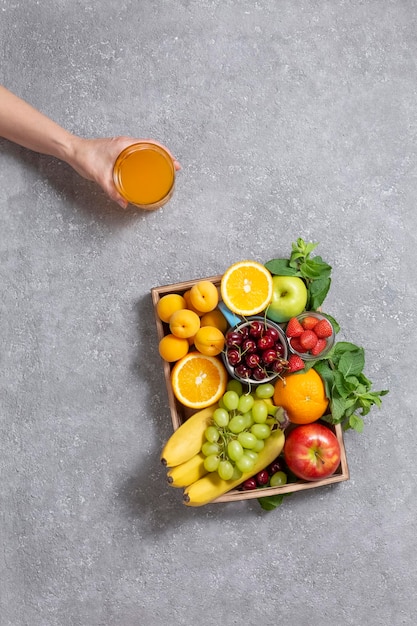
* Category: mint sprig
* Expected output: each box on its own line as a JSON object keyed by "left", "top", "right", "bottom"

{"left": 265, "top": 238, "right": 332, "bottom": 310}
{"left": 312, "top": 342, "right": 389, "bottom": 433}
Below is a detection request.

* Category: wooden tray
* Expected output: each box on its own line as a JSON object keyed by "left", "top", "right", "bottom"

{"left": 151, "top": 275, "right": 350, "bottom": 503}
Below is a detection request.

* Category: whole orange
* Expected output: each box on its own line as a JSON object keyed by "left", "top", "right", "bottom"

{"left": 273, "top": 368, "right": 328, "bottom": 424}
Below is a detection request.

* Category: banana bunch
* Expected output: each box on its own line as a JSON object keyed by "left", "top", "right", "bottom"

{"left": 161, "top": 405, "right": 285, "bottom": 507}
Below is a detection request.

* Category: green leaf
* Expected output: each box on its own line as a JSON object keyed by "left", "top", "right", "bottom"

{"left": 338, "top": 348, "right": 365, "bottom": 378}
{"left": 264, "top": 258, "right": 300, "bottom": 277}
{"left": 300, "top": 258, "right": 332, "bottom": 280}
{"left": 313, "top": 361, "right": 335, "bottom": 399}
{"left": 334, "top": 370, "right": 356, "bottom": 398}
{"left": 348, "top": 414, "right": 364, "bottom": 433}
{"left": 258, "top": 493, "right": 291, "bottom": 510}
{"left": 329, "top": 394, "right": 348, "bottom": 422}
{"left": 307, "top": 277, "right": 331, "bottom": 310}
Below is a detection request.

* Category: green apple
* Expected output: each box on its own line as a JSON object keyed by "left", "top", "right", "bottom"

{"left": 266, "top": 276, "right": 307, "bottom": 323}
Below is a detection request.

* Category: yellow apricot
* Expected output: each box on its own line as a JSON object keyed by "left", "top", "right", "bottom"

{"left": 189, "top": 281, "right": 219, "bottom": 313}
{"left": 183, "top": 290, "right": 204, "bottom": 315}
{"left": 194, "top": 325, "right": 225, "bottom": 356}
{"left": 169, "top": 309, "right": 201, "bottom": 339}
{"left": 159, "top": 334, "right": 189, "bottom": 362}
{"left": 156, "top": 293, "right": 186, "bottom": 323}
{"left": 200, "top": 308, "right": 228, "bottom": 334}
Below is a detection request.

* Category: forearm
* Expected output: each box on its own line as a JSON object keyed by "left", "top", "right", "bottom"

{"left": 0, "top": 85, "right": 76, "bottom": 162}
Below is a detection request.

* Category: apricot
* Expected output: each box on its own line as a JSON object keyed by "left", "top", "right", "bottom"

{"left": 169, "top": 309, "right": 201, "bottom": 339}
{"left": 200, "top": 308, "right": 228, "bottom": 334}
{"left": 156, "top": 293, "right": 186, "bottom": 323}
{"left": 189, "top": 281, "right": 219, "bottom": 313}
{"left": 194, "top": 325, "right": 225, "bottom": 356}
{"left": 183, "top": 290, "right": 203, "bottom": 315}
{"left": 159, "top": 334, "right": 189, "bottom": 362}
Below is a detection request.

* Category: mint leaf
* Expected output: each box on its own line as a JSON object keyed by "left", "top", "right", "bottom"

{"left": 308, "top": 277, "right": 331, "bottom": 310}
{"left": 348, "top": 415, "right": 364, "bottom": 433}
{"left": 264, "top": 258, "right": 300, "bottom": 277}
{"left": 338, "top": 348, "right": 365, "bottom": 378}
{"left": 258, "top": 492, "right": 292, "bottom": 510}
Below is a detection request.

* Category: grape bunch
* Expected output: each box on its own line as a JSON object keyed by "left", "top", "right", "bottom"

{"left": 201, "top": 380, "right": 289, "bottom": 481}
{"left": 224, "top": 319, "right": 288, "bottom": 382}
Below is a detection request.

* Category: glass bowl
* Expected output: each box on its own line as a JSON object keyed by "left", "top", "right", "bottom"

{"left": 222, "top": 316, "right": 289, "bottom": 386}
{"left": 286, "top": 311, "right": 335, "bottom": 361}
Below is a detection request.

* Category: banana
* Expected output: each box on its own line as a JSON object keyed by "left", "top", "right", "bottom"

{"left": 183, "top": 428, "right": 285, "bottom": 507}
{"left": 167, "top": 452, "right": 208, "bottom": 487}
{"left": 161, "top": 404, "right": 218, "bottom": 467}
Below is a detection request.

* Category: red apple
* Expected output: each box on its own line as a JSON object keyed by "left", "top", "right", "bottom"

{"left": 283, "top": 423, "right": 341, "bottom": 481}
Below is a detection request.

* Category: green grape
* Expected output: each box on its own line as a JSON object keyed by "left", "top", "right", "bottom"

{"left": 252, "top": 400, "right": 268, "bottom": 424}
{"left": 267, "top": 404, "right": 279, "bottom": 416}
{"left": 269, "top": 471, "right": 288, "bottom": 487}
{"left": 202, "top": 441, "right": 221, "bottom": 457}
{"left": 228, "top": 415, "right": 247, "bottom": 434}
{"left": 240, "top": 411, "right": 254, "bottom": 429}
{"left": 238, "top": 394, "right": 254, "bottom": 414}
{"left": 205, "top": 425, "right": 220, "bottom": 443}
{"left": 251, "top": 423, "right": 271, "bottom": 440}
{"left": 244, "top": 449, "right": 259, "bottom": 463}
{"left": 222, "top": 390, "right": 239, "bottom": 411}
{"left": 213, "top": 407, "right": 230, "bottom": 428}
{"left": 218, "top": 459, "right": 234, "bottom": 480}
{"left": 204, "top": 454, "right": 220, "bottom": 472}
{"left": 255, "top": 383, "right": 275, "bottom": 399}
{"left": 236, "top": 454, "right": 255, "bottom": 473}
{"left": 237, "top": 431, "right": 258, "bottom": 449}
{"left": 231, "top": 465, "right": 243, "bottom": 481}
{"left": 253, "top": 438, "right": 265, "bottom": 452}
{"left": 227, "top": 379, "right": 243, "bottom": 396}
{"left": 218, "top": 396, "right": 227, "bottom": 410}
{"left": 227, "top": 439, "right": 244, "bottom": 461}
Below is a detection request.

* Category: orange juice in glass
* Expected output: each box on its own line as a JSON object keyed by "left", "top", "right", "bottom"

{"left": 113, "top": 142, "right": 175, "bottom": 210}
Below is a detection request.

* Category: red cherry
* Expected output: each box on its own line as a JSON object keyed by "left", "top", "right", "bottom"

{"left": 265, "top": 327, "right": 280, "bottom": 342}
{"left": 226, "top": 331, "right": 243, "bottom": 347}
{"left": 257, "top": 335, "right": 275, "bottom": 350}
{"left": 241, "top": 478, "right": 257, "bottom": 490}
{"left": 227, "top": 348, "right": 241, "bottom": 366}
{"left": 268, "top": 460, "right": 284, "bottom": 475}
{"left": 242, "top": 338, "right": 257, "bottom": 354}
{"left": 246, "top": 353, "right": 261, "bottom": 368}
{"left": 275, "top": 342, "right": 285, "bottom": 357}
{"left": 234, "top": 364, "right": 251, "bottom": 379}
{"left": 261, "top": 348, "right": 278, "bottom": 364}
{"left": 256, "top": 470, "right": 269, "bottom": 486}
{"left": 252, "top": 366, "right": 267, "bottom": 381}
{"left": 249, "top": 321, "right": 264, "bottom": 337}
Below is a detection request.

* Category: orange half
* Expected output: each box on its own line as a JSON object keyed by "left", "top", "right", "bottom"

{"left": 220, "top": 260, "right": 273, "bottom": 316}
{"left": 171, "top": 352, "right": 228, "bottom": 409}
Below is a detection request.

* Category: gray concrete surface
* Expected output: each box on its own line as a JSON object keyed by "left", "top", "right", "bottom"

{"left": 1, "top": 1, "right": 416, "bottom": 625}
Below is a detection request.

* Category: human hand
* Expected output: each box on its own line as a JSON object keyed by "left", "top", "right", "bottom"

{"left": 66, "top": 136, "right": 181, "bottom": 209}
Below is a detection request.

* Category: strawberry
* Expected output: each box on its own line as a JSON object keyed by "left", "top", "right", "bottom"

{"left": 314, "top": 319, "right": 333, "bottom": 339}
{"left": 301, "top": 315, "right": 319, "bottom": 330}
{"left": 311, "top": 338, "right": 328, "bottom": 356}
{"left": 286, "top": 317, "right": 303, "bottom": 338}
{"left": 289, "top": 337, "right": 308, "bottom": 353}
{"left": 299, "top": 330, "right": 318, "bottom": 350}
{"left": 288, "top": 354, "right": 305, "bottom": 372}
